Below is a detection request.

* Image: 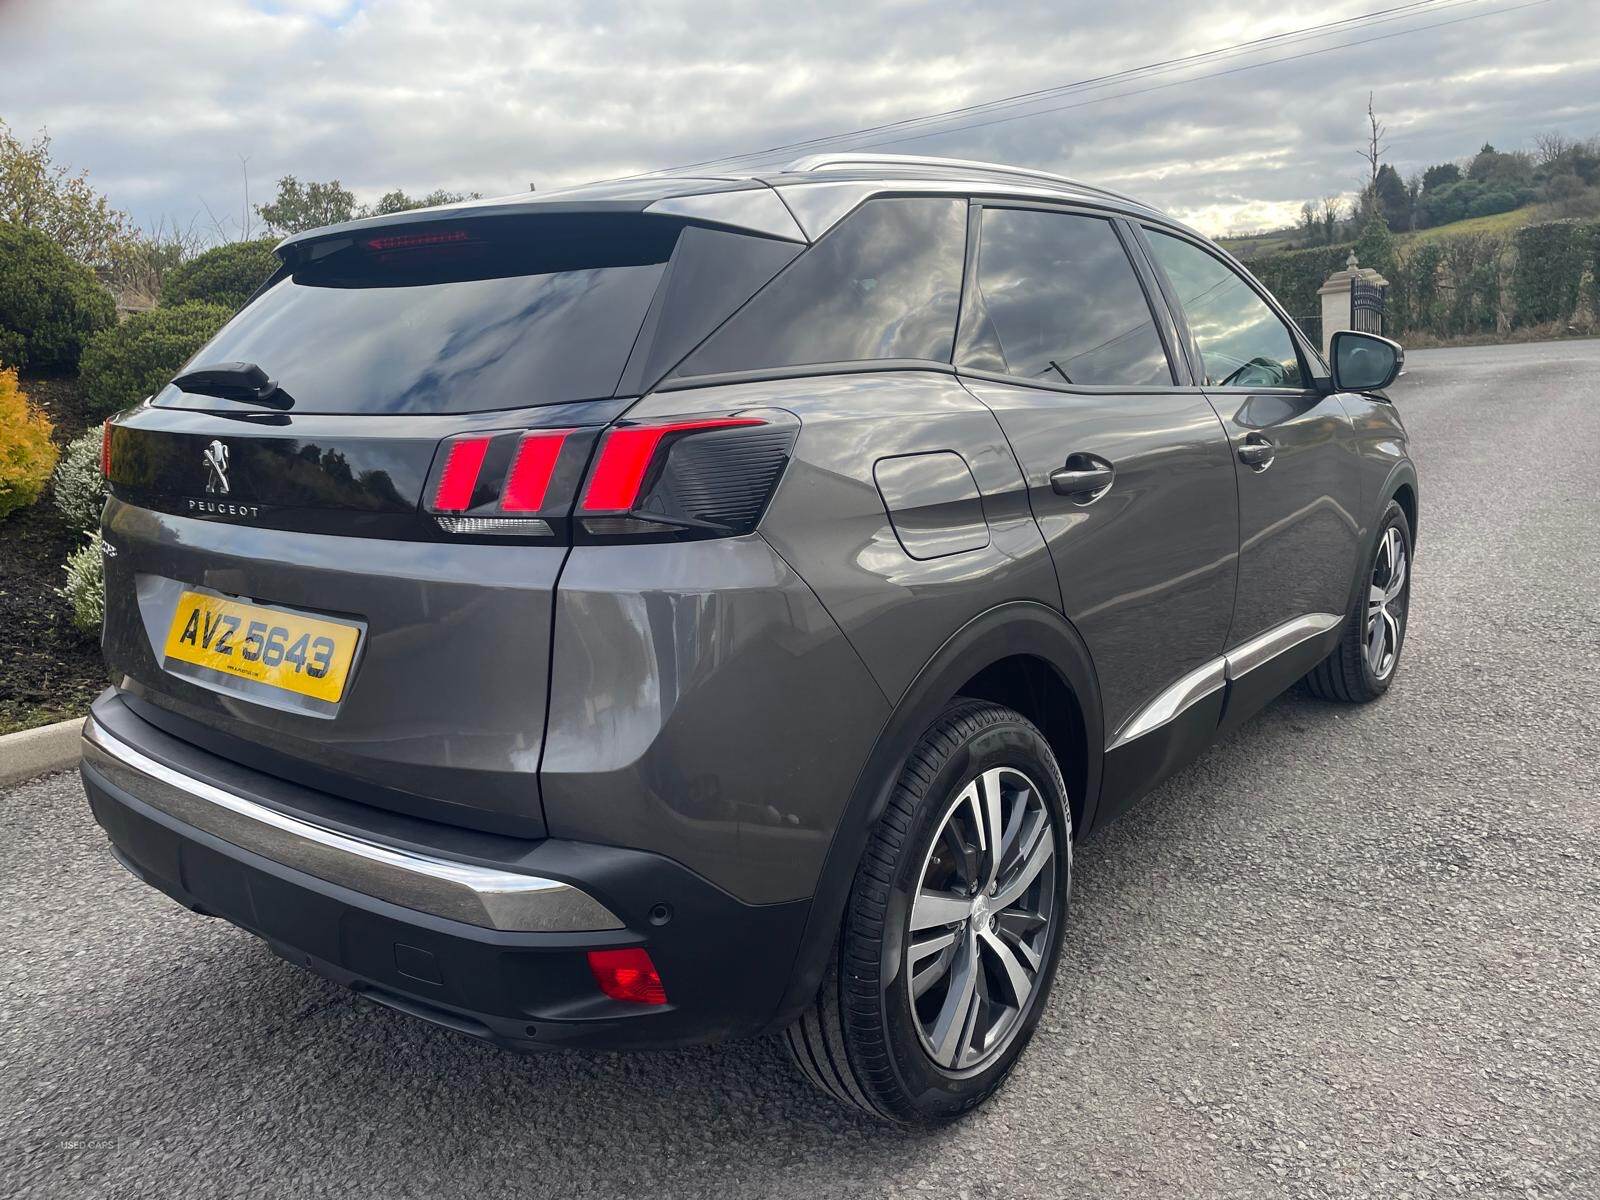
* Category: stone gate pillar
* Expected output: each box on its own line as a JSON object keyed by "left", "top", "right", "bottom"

{"left": 1317, "top": 252, "right": 1390, "bottom": 359}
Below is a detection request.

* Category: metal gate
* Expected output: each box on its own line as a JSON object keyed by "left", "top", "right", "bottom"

{"left": 1351, "top": 277, "right": 1387, "bottom": 335}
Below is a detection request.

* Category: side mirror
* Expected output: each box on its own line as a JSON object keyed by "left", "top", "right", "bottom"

{"left": 1330, "top": 330, "right": 1403, "bottom": 393}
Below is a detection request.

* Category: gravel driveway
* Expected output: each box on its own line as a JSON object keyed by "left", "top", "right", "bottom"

{"left": 3, "top": 339, "right": 1597, "bottom": 1199}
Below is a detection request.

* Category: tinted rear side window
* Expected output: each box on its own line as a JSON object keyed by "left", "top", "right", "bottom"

{"left": 959, "top": 208, "right": 1172, "bottom": 387}
{"left": 674, "top": 197, "right": 966, "bottom": 378}
{"left": 156, "top": 215, "right": 678, "bottom": 415}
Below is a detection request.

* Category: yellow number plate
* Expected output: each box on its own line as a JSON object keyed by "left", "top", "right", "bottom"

{"left": 162, "top": 591, "right": 360, "bottom": 704}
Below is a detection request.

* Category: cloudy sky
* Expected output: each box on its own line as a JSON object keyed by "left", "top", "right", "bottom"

{"left": 3, "top": 0, "right": 1597, "bottom": 237}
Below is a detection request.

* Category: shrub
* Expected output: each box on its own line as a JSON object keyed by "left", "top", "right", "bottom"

{"left": 59, "top": 530, "right": 105, "bottom": 636}
{"left": 0, "top": 366, "right": 59, "bottom": 521}
{"left": 51, "top": 427, "right": 105, "bottom": 530}
{"left": 105, "top": 225, "right": 202, "bottom": 308}
{"left": 1466, "top": 187, "right": 1529, "bottom": 219}
{"left": 0, "top": 221, "right": 117, "bottom": 371}
{"left": 0, "top": 327, "right": 23, "bottom": 369}
{"left": 0, "top": 120, "right": 131, "bottom": 270}
{"left": 160, "top": 238, "right": 279, "bottom": 310}
{"left": 1510, "top": 221, "right": 1587, "bottom": 326}
{"left": 80, "top": 301, "right": 232, "bottom": 417}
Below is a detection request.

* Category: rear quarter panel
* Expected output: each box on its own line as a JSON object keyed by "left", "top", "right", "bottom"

{"left": 691, "top": 371, "right": 1061, "bottom": 703}
{"left": 537, "top": 370, "right": 1061, "bottom": 905}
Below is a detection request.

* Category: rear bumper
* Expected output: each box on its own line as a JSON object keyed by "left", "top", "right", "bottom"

{"left": 83, "top": 718, "right": 620, "bottom": 934}
{"left": 80, "top": 693, "right": 810, "bottom": 1050}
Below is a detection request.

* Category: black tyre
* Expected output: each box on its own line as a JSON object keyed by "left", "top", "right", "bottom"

{"left": 1305, "top": 500, "right": 1412, "bottom": 703}
{"left": 785, "top": 699, "right": 1072, "bottom": 1124}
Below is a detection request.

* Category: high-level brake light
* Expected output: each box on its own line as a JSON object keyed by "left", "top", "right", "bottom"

{"left": 364, "top": 229, "right": 472, "bottom": 253}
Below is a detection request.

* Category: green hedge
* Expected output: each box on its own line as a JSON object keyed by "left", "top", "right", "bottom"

{"left": 1400, "top": 241, "right": 1446, "bottom": 336}
{"left": 1249, "top": 218, "right": 1598, "bottom": 341}
{"left": 160, "top": 238, "right": 280, "bottom": 310}
{"left": 1512, "top": 221, "right": 1587, "bottom": 325}
{"left": 1442, "top": 234, "right": 1508, "bottom": 335}
{"left": 0, "top": 222, "right": 117, "bottom": 371}
{"left": 1246, "top": 242, "right": 1355, "bottom": 323}
{"left": 80, "top": 302, "right": 232, "bottom": 418}
{"left": 1592, "top": 222, "right": 1600, "bottom": 312}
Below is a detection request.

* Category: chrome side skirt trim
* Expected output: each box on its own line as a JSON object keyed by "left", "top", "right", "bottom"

{"left": 81, "top": 719, "right": 624, "bottom": 933}
{"left": 1108, "top": 659, "right": 1226, "bottom": 751}
{"left": 1107, "top": 612, "right": 1341, "bottom": 752}
{"left": 1223, "top": 612, "right": 1342, "bottom": 680}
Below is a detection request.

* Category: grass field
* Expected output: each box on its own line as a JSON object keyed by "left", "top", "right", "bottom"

{"left": 1220, "top": 203, "right": 1544, "bottom": 259}
{"left": 1395, "top": 205, "right": 1539, "bottom": 245}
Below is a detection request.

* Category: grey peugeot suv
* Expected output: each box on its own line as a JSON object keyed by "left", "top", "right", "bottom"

{"left": 81, "top": 153, "right": 1416, "bottom": 1124}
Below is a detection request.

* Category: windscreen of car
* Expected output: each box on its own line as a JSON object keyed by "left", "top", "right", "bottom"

{"left": 672, "top": 197, "right": 966, "bottom": 378}
{"left": 154, "top": 215, "right": 680, "bottom": 415}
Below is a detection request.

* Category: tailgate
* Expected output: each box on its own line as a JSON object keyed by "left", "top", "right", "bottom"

{"left": 95, "top": 206, "right": 796, "bottom": 835}
{"left": 101, "top": 405, "right": 625, "bottom": 839}
{"left": 100, "top": 486, "right": 566, "bottom": 837}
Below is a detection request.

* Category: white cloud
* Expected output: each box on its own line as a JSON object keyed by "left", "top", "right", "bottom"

{"left": 2, "top": 0, "right": 1598, "bottom": 237}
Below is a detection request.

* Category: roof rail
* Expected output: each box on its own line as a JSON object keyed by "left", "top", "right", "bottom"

{"left": 781, "top": 153, "right": 1153, "bottom": 210}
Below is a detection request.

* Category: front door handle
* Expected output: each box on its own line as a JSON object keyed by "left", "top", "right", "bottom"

{"left": 1237, "top": 433, "right": 1276, "bottom": 471}
{"left": 1050, "top": 453, "right": 1115, "bottom": 502}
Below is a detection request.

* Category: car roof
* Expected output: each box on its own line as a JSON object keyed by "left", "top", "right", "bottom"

{"left": 275, "top": 154, "right": 1176, "bottom": 253}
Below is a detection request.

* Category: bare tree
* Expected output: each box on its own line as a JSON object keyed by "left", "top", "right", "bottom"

{"left": 1356, "top": 92, "right": 1389, "bottom": 220}
{"left": 1534, "top": 131, "right": 1571, "bottom": 167}
{"left": 1320, "top": 195, "right": 1343, "bottom": 244}
{"left": 238, "top": 155, "right": 252, "bottom": 241}
{"left": 1404, "top": 171, "right": 1423, "bottom": 232}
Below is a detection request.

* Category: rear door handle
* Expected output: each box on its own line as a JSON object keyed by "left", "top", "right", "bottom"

{"left": 1237, "top": 433, "right": 1275, "bottom": 470}
{"left": 1050, "top": 453, "right": 1115, "bottom": 502}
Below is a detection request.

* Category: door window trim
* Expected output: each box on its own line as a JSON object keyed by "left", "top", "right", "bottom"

{"left": 1132, "top": 221, "right": 1323, "bottom": 395}
{"left": 953, "top": 199, "right": 1193, "bottom": 396}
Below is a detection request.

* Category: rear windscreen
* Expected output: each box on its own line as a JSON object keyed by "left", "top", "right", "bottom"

{"left": 154, "top": 215, "right": 680, "bottom": 415}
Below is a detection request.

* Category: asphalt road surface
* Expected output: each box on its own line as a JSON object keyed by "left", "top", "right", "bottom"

{"left": 3, "top": 340, "right": 1598, "bottom": 1199}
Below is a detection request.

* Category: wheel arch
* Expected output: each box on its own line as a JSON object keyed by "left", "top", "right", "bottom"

{"left": 1344, "top": 459, "right": 1420, "bottom": 617}
{"left": 1391, "top": 475, "right": 1419, "bottom": 549}
{"left": 769, "top": 600, "right": 1104, "bottom": 1029}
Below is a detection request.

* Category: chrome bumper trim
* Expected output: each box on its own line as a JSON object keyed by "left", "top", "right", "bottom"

{"left": 81, "top": 719, "right": 624, "bottom": 933}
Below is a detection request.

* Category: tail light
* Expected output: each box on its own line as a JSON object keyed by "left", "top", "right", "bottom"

{"left": 424, "top": 411, "right": 796, "bottom": 542}
{"left": 587, "top": 947, "right": 667, "bottom": 1005}
{"left": 101, "top": 419, "right": 114, "bottom": 478}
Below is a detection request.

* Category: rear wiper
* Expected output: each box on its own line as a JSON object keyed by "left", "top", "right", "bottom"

{"left": 170, "top": 362, "right": 294, "bottom": 410}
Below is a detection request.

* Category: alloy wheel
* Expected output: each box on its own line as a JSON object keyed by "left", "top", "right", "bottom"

{"left": 906, "top": 766, "right": 1057, "bottom": 1072}
{"left": 1367, "top": 525, "right": 1408, "bottom": 679}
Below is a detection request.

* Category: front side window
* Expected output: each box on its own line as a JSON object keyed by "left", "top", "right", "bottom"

{"left": 1144, "top": 229, "right": 1306, "bottom": 390}
{"left": 960, "top": 208, "right": 1172, "bottom": 387}
{"left": 674, "top": 197, "right": 966, "bottom": 377}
